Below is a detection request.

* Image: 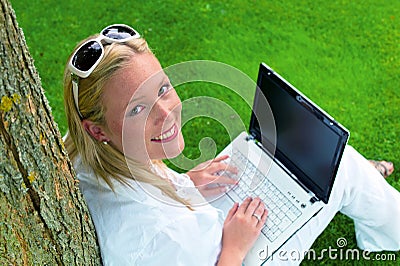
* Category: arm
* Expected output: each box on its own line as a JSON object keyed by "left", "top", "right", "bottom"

{"left": 187, "top": 156, "right": 268, "bottom": 264}
{"left": 217, "top": 197, "right": 268, "bottom": 266}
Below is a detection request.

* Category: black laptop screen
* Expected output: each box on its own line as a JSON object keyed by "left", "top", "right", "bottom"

{"left": 249, "top": 63, "right": 349, "bottom": 203}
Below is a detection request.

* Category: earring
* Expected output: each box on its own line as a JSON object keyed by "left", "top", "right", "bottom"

{"left": 103, "top": 141, "right": 108, "bottom": 145}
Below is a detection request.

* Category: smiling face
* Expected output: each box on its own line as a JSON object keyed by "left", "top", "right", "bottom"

{"left": 100, "top": 53, "right": 184, "bottom": 163}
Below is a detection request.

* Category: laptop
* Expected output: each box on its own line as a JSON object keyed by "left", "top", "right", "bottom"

{"left": 210, "top": 62, "right": 349, "bottom": 265}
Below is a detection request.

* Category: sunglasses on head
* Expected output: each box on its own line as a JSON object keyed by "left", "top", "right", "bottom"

{"left": 68, "top": 24, "right": 140, "bottom": 117}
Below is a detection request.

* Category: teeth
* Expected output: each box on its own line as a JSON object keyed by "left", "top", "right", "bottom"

{"left": 153, "top": 126, "right": 175, "bottom": 141}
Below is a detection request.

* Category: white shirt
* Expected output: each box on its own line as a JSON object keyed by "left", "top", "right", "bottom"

{"left": 75, "top": 158, "right": 225, "bottom": 266}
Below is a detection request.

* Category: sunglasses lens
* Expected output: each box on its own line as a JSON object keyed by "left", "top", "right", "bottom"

{"left": 102, "top": 25, "right": 138, "bottom": 40}
{"left": 72, "top": 41, "right": 102, "bottom": 71}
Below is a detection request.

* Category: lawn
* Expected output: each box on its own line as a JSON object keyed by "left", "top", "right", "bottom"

{"left": 10, "top": 0, "right": 400, "bottom": 265}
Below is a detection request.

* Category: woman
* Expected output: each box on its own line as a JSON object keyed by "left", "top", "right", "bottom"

{"left": 63, "top": 24, "right": 399, "bottom": 265}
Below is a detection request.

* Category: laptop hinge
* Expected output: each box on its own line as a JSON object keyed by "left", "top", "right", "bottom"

{"left": 310, "top": 196, "right": 319, "bottom": 204}
{"left": 245, "top": 134, "right": 256, "bottom": 142}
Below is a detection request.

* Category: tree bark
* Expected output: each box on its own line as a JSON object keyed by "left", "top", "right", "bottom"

{"left": 0, "top": 0, "right": 101, "bottom": 264}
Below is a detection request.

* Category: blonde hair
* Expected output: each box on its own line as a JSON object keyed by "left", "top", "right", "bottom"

{"left": 63, "top": 34, "right": 192, "bottom": 209}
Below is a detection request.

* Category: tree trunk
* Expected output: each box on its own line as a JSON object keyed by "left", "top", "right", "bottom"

{"left": 0, "top": 0, "right": 101, "bottom": 264}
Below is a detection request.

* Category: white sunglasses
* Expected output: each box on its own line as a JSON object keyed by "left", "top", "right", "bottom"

{"left": 68, "top": 24, "right": 140, "bottom": 117}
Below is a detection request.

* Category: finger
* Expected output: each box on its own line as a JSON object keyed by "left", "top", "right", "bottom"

{"left": 206, "top": 162, "right": 229, "bottom": 174}
{"left": 244, "top": 197, "right": 261, "bottom": 216}
{"left": 212, "top": 155, "right": 230, "bottom": 162}
{"left": 189, "top": 158, "right": 215, "bottom": 172}
{"left": 199, "top": 186, "right": 227, "bottom": 198}
{"left": 195, "top": 155, "right": 232, "bottom": 172}
{"left": 256, "top": 208, "right": 269, "bottom": 230}
{"left": 237, "top": 197, "right": 252, "bottom": 214}
{"left": 252, "top": 200, "right": 266, "bottom": 217}
{"left": 193, "top": 172, "right": 236, "bottom": 187}
{"left": 225, "top": 202, "right": 239, "bottom": 223}
{"left": 220, "top": 164, "right": 239, "bottom": 175}
{"left": 212, "top": 175, "right": 238, "bottom": 185}
{"left": 209, "top": 162, "right": 238, "bottom": 176}
{"left": 189, "top": 161, "right": 232, "bottom": 176}
{"left": 252, "top": 200, "right": 266, "bottom": 224}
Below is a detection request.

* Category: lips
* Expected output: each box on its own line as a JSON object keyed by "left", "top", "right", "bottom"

{"left": 151, "top": 124, "right": 178, "bottom": 143}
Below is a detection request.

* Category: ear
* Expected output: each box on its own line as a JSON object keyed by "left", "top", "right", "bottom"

{"left": 81, "top": 119, "right": 110, "bottom": 143}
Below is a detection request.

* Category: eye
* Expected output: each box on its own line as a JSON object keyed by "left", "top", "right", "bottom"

{"left": 158, "top": 84, "right": 172, "bottom": 96}
{"left": 129, "top": 105, "right": 145, "bottom": 116}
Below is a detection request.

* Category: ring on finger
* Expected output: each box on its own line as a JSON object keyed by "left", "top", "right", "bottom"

{"left": 252, "top": 213, "right": 261, "bottom": 222}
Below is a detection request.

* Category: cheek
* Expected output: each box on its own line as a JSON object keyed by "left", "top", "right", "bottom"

{"left": 108, "top": 120, "right": 123, "bottom": 143}
{"left": 173, "top": 92, "right": 182, "bottom": 110}
{"left": 121, "top": 119, "right": 150, "bottom": 159}
{"left": 109, "top": 119, "right": 122, "bottom": 134}
{"left": 124, "top": 117, "right": 147, "bottom": 140}
{"left": 171, "top": 95, "right": 182, "bottom": 121}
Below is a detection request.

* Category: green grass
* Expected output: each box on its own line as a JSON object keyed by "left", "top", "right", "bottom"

{"left": 10, "top": 0, "right": 400, "bottom": 265}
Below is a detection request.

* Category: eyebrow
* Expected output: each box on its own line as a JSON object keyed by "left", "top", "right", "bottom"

{"left": 127, "top": 75, "right": 168, "bottom": 106}
{"left": 127, "top": 94, "right": 146, "bottom": 106}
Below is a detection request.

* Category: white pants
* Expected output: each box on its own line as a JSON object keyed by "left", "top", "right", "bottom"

{"left": 267, "top": 145, "right": 400, "bottom": 265}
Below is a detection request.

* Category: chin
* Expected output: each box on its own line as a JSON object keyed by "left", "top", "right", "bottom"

{"left": 164, "top": 133, "right": 185, "bottom": 159}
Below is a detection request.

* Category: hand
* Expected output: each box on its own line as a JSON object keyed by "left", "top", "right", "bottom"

{"left": 186, "top": 155, "right": 238, "bottom": 198}
{"left": 218, "top": 197, "right": 268, "bottom": 265}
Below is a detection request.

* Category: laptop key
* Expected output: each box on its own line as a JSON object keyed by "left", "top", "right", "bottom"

{"left": 278, "top": 217, "right": 292, "bottom": 231}
{"left": 281, "top": 205, "right": 289, "bottom": 213}
{"left": 266, "top": 218, "right": 275, "bottom": 228}
{"left": 277, "top": 211, "right": 285, "bottom": 220}
{"left": 286, "top": 209, "right": 298, "bottom": 222}
{"left": 270, "top": 225, "right": 279, "bottom": 233}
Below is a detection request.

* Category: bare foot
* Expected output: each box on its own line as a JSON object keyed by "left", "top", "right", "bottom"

{"left": 369, "top": 160, "right": 394, "bottom": 178}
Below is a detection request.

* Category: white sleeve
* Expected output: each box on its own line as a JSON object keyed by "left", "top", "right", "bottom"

{"left": 135, "top": 218, "right": 221, "bottom": 266}
{"left": 98, "top": 212, "right": 222, "bottom": 266}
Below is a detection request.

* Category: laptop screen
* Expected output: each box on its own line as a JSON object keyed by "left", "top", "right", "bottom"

{"left": 249, "top": 63, "right": 349, "bottom": 203}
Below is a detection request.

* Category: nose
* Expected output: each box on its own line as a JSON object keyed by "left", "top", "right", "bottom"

{"left": 151, "top": 99, "right": 180, "bottom": 126}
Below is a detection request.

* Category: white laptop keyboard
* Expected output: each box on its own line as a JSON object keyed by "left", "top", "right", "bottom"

{"left": 223, "top": 149, "right": 303, "bottom": 242}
